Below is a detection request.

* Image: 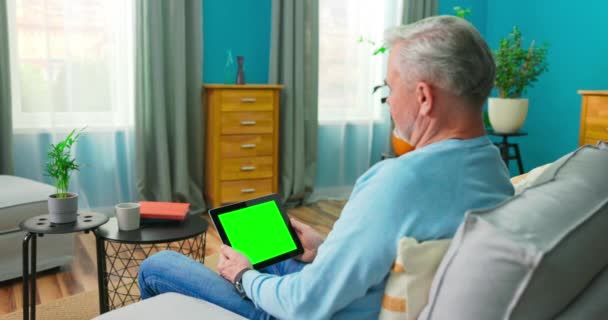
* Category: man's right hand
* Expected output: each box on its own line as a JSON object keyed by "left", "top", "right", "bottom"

{"left": 290, "top": 218, "right": 324, "bottom": 263}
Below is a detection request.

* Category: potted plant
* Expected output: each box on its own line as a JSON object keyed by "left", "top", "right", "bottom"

{"left": 489, "top": 26, "right": 549, "bottom": 133}
{"left": 45, "top": 128, "right": 84, "bottom": 223}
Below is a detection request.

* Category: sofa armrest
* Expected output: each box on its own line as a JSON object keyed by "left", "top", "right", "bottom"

{"left": 94, "top": 292, "right": 246, "bottom": 320}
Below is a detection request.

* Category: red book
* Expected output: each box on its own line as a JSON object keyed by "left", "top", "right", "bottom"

{"left": 139, "top": 201, "right": 190, "bottom": 221}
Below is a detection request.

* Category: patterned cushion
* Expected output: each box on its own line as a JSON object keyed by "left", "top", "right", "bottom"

{"left": 379, "top": 238, "right": 450, "bottom": 320}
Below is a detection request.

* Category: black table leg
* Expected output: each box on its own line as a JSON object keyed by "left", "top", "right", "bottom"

{"left": 30, "top": 234, "right": 36, "bottom": 320}
{"left": 513, "top": 143, "right": 525, "bottom": 174}
{"left": 22, "top": 232, "right": 37, "bottom": 320}
{"left": 22, "top": 233, "right": 30, "bottom": 320}
{"left": 95, "top": 235, "right": 108, "bottom": 314}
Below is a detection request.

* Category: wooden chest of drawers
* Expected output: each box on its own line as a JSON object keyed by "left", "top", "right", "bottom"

{"left": 203, "top": 84, "right": 282, "bottom": 208}
{"left": 578, "top": 90, "right": 608, "bottom": 146}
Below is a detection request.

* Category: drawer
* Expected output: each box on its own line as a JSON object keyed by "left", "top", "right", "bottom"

{"left": 581, "top": 137, "right": 605, "bottom": 146}
{"left": 220, "top": 179, "right": 273, "bottom": 204}
{"left": 583, "top": 117, "right": 608, "bottom": 140}
{"left": 221, "top": 90, "right": 274, "bottom": 112}
{"left": 585, "top": 96, "right": 608, "bottom": 118}
{"left": 220, "top": 135, "right": 273, "bottom": 158}
{"left": 220, "top": 157, "right": 273, "bottom": 180}
{"left": 221, "top": 111, "right": 274, "bottom": 135}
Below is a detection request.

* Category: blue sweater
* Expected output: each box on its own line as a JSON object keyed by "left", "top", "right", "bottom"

{"left": 243, "top": 136, "right": 514, "bottom": 319}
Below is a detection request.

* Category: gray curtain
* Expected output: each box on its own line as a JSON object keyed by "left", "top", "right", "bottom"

{"left": 0, "top": 0, "right": 13, "bottom": 175}
{"left": 135, "top": 0, "right": 206, "bottom": 212}
{"left": 402, "top": 0, "right": 438, "bottom": 24}
{"left": 270, "top": 0, "right": 319, "bottom": 206}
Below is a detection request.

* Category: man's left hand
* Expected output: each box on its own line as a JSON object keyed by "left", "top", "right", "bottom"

{"left": 218, "top": 245, "right": 252, "bottom": 283}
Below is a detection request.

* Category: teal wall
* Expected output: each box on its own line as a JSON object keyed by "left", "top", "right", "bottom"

{"left": 203, "top": 0, "right": 271, "bottom": 84}
{"left": 441, "top": 1, "right": 608, "bottom": 174}
{"left": 484, "top": 1, "right": 608, "bottom": 174}
{"left": 201, "top": 1, "right": 608, "bottom": 187}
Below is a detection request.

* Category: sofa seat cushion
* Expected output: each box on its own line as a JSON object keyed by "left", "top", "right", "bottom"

{"left": 0, "top": 175, "right": 54, "bottom": 233}
{"left": 93, "top": 292, "right": 246, "bottom": 320}
{"left": 420, "top": 145, "right": 608, "bottom": 320}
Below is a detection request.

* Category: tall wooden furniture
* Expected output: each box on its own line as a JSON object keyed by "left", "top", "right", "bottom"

{"left": 203, "top": 84, "right": 283, "bottom": 208}
{"left": 578, "top": 90, "right": 608, "bottom": 146}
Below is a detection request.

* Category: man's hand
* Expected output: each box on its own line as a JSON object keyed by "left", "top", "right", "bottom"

{"left": 218, "top": 245, "right": 253, "bottom": 283}
{"left": 290, "top": 218, "right": 324, "bottom": 263}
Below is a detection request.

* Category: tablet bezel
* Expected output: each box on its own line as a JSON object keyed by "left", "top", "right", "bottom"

{"left": 208, "top": 193, "right": 304, "bottom": 269}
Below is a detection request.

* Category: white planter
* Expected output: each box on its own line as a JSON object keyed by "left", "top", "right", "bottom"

{"left": 488, "top": 98, "right": 529, "bottom": 133}
{"left": 48, "top": 193, "right": 78, "bottom": 224}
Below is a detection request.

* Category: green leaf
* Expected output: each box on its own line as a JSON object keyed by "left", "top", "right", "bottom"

{"left": 493, "top": 26, "right": 549, "bottom": 99}
{"left": 43, "top": 126, "right": 86, "bottom": 194}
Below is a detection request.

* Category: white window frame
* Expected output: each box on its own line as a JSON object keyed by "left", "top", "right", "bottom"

{"left": 6, "top": 0, "right": 135, "bottom": 131}
{"left": 317, "top": 0, "right": 400, "bottom": 124}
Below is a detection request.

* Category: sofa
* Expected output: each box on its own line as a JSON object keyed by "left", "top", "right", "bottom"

{"left": 95, "top": 145, "right": 608, "bottom": 319}
{"left": 0, "top": 175, "right": 74, "bottom": 281}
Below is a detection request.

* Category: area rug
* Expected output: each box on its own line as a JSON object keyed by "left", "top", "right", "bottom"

{"left": 0, "top": 290, "right": 99, "bottom": 320}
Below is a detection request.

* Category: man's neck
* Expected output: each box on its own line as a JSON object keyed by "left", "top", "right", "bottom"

{"left": 412, "top": 116, "right": 487, "bottom": 149}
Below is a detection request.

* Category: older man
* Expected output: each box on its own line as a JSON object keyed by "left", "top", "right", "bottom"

{"left": 138, "top": 16, "right": 514, "bottom": 319}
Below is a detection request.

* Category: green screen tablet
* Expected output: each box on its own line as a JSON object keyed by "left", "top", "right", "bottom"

{"left": 208, "top": 194, "right": 303, "bottom": 269}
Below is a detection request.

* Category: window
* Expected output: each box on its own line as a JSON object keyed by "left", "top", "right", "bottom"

{"left": 7, "top": 0, "right": 134, "bottom": 129}
{"left": 318, "top": 0, "right": 400, "bottom": 123}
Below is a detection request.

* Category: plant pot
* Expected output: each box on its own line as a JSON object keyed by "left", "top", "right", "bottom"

{"left": 48, "top": 193, "right": 78, "bottom": 224}
{"left": 488, "top": 98, "right": 529, "bottom": 133}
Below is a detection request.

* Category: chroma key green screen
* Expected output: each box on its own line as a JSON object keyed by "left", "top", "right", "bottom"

{"left": 218, "top": 200, "right": 297, "bottom": 265}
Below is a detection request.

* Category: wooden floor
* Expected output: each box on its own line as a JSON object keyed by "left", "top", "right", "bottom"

{"left": 0, "top": 200, "right": 345, "bottom": 315}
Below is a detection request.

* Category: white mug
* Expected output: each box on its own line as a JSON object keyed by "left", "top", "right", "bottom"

{"left": 115, "top": 202, "right": 141, "bottom": 231}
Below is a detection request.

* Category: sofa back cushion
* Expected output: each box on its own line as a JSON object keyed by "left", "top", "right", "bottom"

{"left": 555, "top": 264, "right": 608, "bottom": 319}
{"left": 419, "top": 145, "right": 608, "bottom": 320}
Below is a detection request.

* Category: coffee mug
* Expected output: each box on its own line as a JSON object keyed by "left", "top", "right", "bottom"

{"left": 115, "top": 202, "right": 141, "bottom": 231}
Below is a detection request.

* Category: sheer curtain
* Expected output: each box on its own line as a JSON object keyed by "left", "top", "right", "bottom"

{"left": 7, "top": 0, "right": 136, "bottom": 212}
{"left": 313, "top": 0, "right": 400, "bottom": 200}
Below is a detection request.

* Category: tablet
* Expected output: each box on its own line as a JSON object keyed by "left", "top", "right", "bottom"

{"left": 208, "top": 194, "right": 304, "bottom": 269}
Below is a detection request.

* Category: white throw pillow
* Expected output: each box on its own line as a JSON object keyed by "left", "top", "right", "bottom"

{"left": 379, "top": 237, "right": 451, "bottom": 320}
{"left": 512, "top": 163, "right": 551, "bottom": 194}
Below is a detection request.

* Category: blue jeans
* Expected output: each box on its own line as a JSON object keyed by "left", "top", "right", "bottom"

{"left": 138, "top": 250, "right": 306, "bottom": 319}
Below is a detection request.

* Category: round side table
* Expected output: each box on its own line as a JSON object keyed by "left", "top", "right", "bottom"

{"left": 94, "top": 214, "right": 208, "bottom": 313}
{"left": 20, "top": 212, "right": 109, "bottom": 320}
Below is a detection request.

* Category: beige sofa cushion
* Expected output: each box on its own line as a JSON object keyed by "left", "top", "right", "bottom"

{"left": 379, "top": 238, "right": 450, "bottom": 320}
{"left": 0, "top": 175, "right": 54, "bottom": 233}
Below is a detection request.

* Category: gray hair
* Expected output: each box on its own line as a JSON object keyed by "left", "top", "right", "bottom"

{"left": 385, "top": 15, "right": 495, "bottom": 107}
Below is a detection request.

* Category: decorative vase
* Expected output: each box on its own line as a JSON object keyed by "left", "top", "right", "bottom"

{"left": 224, "top": 50, "right": 236, "bottom": 84}
{"left": 488, "top": 98, "right": 529, "bottom": 133}
{"left": 48, "top": 193, "right": 78, "bottom": 224}
{"left": 391, "top": 129, "right": 415, "bottom": 156}
{"left": 236, "top": 55, "right": 246, "bottom": 85}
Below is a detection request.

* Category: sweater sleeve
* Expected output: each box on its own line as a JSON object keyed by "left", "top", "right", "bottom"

{"left": 241, "top": 168, "right": 411, "bottom": 319}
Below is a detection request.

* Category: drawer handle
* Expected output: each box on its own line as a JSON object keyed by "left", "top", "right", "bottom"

{"left": 241, "top": 143, "right": 257, "bottom": 149}
{"left": 240, "top": 121, "right": 257, "bottom": 126}
{"left": 241, "top": 188, "right": 256, "bottom": 193}
{"left": 241, "top": 98, "right": 257, "bottom": 103}
{"left": 240, "top": 166, "right": 256, "bottom": 171}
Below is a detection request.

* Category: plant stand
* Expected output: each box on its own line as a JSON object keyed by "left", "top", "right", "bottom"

{"left": 20, "top": 212, "right": 109, "bottom": 320}
{"left": 488, "top": 130, "right": 527, "bottom": 175}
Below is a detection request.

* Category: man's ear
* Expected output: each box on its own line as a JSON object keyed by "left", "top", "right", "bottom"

{"left": 416, "top": 82, "right": 433, "bottom": 116}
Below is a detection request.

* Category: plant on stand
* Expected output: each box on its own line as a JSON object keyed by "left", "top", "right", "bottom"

{"left": 45, "top": 128, "right": 85, "bottom": 223}
{"left": 489, "top": 26, "right": 549, "bottom": 133}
